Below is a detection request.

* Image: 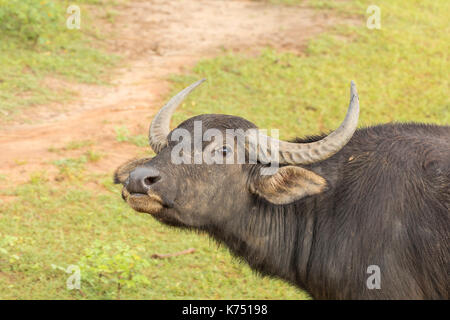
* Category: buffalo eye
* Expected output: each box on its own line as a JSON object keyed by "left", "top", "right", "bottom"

{"left": 216, "top": 145, "right": 232, "bottom": 157}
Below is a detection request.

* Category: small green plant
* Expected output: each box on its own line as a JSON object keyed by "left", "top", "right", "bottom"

{"left": 104, "top": 9, "right": 119, "bottom": 23}
{"left": 65, "top": 140, "right": 94, "bottom": 151}
{"left": 77, "top": 241, "right": 151, "bottom": 299}
{"left": 85, "top": 150, "right": 103, "bottom": 163}
{"left": 115, "top": 126, "right": 148, "bottom": 147}
{"left": 0, "top": 234, "right": 21, "bottom": 270}
{"left": 52, "top": 156, "right": 88, "bottom": 179}
{"left": 129, "top": 135, "right": 148, "bottom": 147}
{"left": 48, "top": 140, "right": 95, "bottom": 154}
{"left": 0, "top": 0, "right": 60, "bottom": 45}
{"left": 14, "top": 159, "right": 28, "bottom": 166}
{"left": 115, "top": 126, "right": 131, "bottom": 142}
{"left": 29, "top": 171, "right": 48, "bottom": 185}
{"left": 51, "top": 150, "right": 102, "bottom": 180}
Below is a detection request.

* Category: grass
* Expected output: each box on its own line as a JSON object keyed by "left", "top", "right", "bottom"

{"left": 50, "top": 140, "right": 94, "bottom": 152}
{"left": 115, "top": 126, "right": 148, "bottom": 147}
{"left": 0, "top": 170, "right": 306, "bottom": 299}
{"left": 0, "top": 0, "right": 119, "bottom": 121}
{"left": 170, "top": 0, "right": 449, "bottom": 136}
{"left": 1, "top": 0, "right": 448, "bottom": 299}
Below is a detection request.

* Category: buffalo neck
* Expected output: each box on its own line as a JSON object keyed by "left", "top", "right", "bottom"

{"left": 205, "top": 160, "right": 341, "bottom": 297}
{"left": 208, "top": 187, "right": 323, "bottom": 293}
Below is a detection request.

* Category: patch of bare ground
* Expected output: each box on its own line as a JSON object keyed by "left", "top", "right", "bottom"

{"left": 0, "top": 0, "right": 357, "bottom": 196}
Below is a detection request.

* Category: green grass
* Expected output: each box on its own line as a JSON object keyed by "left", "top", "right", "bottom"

{"left": 0, "top": 170, "right": 306, "bottom": 299}
{"left": 170, "top": 0, "right": 449, "bottom": 137}
{"left": 0, "top": 0, "right": 119, "bottom": 121}
{"left": 115, "top": 126, "right": 148, "bottom": 147}
{"left": 51, "top": 140, "right": 95, "bottom": 152}
{"left": 1, "top": 0, "right": 448, "bottom": 299}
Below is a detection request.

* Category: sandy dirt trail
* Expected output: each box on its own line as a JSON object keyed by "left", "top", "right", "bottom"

{"left": 0, "top": 0, "right": 351, "bottom": 195}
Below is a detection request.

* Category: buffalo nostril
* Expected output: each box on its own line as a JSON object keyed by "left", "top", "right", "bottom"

{"left": 143, "top": 175, "right": 161, "bottom": 187}
{"left": 127, "top": 167, "right": 161, "bottom": 194}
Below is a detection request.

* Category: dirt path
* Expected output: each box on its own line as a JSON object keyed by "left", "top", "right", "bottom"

{"left": 0, "top": 0, "right": 352, "bottom": 193}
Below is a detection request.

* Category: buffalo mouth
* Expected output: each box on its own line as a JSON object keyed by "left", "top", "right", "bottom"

{"left": 121, "top": 187, "right": 164, "bottom": 214}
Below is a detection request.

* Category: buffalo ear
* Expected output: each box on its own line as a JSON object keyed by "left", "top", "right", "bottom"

{"left": 250, "top": 166, "right": 327, "bottom": 205}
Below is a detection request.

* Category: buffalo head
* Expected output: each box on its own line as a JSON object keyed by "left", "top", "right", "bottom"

{"left": 114, "top": 79, "right": 359, "bottom": 229}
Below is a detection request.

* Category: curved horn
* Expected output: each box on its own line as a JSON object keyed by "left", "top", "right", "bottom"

{"left": 149, "top": 79, "right": 206, "bottom": 153}
{"left": 256, "top": 81, "right": 359, "bottom": 165}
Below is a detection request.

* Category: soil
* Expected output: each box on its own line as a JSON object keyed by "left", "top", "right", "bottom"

{"left": 0, "top": 0, "right": 355, "bottom": 197}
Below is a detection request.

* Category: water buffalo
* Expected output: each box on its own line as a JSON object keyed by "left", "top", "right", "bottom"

{"left": 114, "top": 80, "right": 449, "bottom": 299}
